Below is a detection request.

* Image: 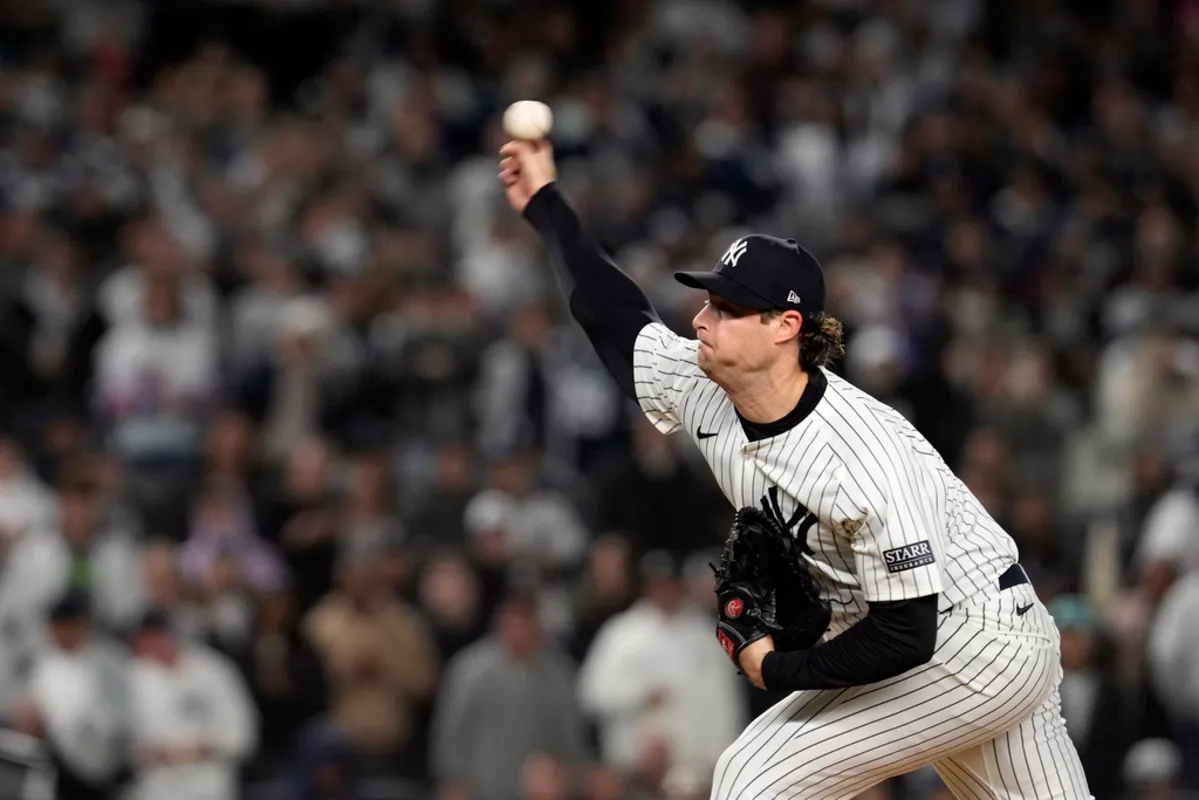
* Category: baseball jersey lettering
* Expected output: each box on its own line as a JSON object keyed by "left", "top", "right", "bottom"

{"left": 882, "top": 541, "right": 935, "bottom": 573}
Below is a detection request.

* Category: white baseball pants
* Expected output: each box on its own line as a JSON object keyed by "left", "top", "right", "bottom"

{"left": 710, "top": 582, "right": 1093, "bottom": 799}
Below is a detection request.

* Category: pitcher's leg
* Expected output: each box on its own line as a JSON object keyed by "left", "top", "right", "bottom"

{"left": 710, "top": 599, "right": 1062, "bottom": 800}
{"left": 932, "top": 686, "right": 1092, "bottom": 799}
{"left": 709, "top": 650, "right": 1057, "bottom": 797}
{"left": 709, "top": 683, "right": 899, "bottom": 799}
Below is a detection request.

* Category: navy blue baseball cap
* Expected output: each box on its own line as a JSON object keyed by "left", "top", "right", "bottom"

{"left": 675, "top": 234, "right": 826, "bottom": 316}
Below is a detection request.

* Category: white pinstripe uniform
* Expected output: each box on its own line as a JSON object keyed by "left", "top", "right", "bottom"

{"left": 633, "top": 322, "right": 1092, "bottom": 799}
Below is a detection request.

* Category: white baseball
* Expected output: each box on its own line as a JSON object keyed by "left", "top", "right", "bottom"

{"left": 503, "top": 100, "right": 553, "bottom": 140}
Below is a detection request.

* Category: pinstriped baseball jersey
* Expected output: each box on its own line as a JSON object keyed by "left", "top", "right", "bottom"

{"left": 633, "top": 321, "right": 1019, "bottom": 635}
{"left": 632, "top": 320, "right": 1093, "bottom": 799}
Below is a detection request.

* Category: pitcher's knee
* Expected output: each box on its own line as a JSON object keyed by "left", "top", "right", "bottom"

{"left": 710, "top": 733, "right": 892, "bottom": 799}
{"left": 709, "top": 740, "right": 809, "bottom": 800}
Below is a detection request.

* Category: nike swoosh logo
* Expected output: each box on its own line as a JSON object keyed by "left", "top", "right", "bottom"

{"left": 1016, "top": 603, "right": 1033, "bottom": 616}
{"left": 697, "top": 430, "right": 718, "bottom": 440}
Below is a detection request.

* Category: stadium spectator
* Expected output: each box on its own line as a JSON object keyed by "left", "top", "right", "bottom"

{"left": 258, "top": 437, "right": 340, "bottom": 613}
{"left": 303, "top": 545, "right": 437, "bottom": 761}
{"left": 233, "top": 586, "right": 326, "bottom": 783}
{"left": 125, "top": 609, "right": 257, "bottom": 800}
{"left": 1148, "top": 569, "right": 1199, "bottom": 790}
{"left": 34, "top": 458, "right": 144, "bottom": 633}
{"left": 578, "top": 551, "right": 744, "bottom": 783}
{"left": 591, "top": 417, "right": 730, "bottom": 557}
{"left": 569, "top": 533, "right": 638, "bottom": 663}
{"left": 13, "top": 592, "right": 127, "bottom": 800}
{"left": 1122, "top": 738, "right": 1199, "bottom": 800}
{"left": 1054, "top": 594, "right": 1134, "bottom": 797}
{"left": 416, "top": 549, "right": 488, "bottom": 664}
{"left": 431, "top": 587, "right": 586, "bottom": 800}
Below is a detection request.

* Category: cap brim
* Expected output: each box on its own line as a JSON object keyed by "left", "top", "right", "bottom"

{"left": 674, "top": 271, "right": 774, "bottom": 311}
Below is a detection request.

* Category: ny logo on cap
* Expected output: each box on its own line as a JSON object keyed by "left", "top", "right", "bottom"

{"left": 721, "top": 238, "right": 748, "bottom": 268}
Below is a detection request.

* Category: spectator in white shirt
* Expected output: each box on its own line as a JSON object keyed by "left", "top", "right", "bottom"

{"left": 93, "top": 270, "right": 218, "bottom": 462}
{"left": 1146, "top": 570, "right": 1199, "bottom": 791}
{"left": 126, "top": 609, "right": 258, "bottom": 800}
{"left": 1122, "top": 737, "right": 1199, "bottom": 800}
{"left": 0, "top": 455, "right": 69, "bottom": 709}
{"left": 12, "top": 592, "right": 128, "bottom": 800}
{"left": 578, "top": 551, "right": 745, "bottom": 788}
{"left": 93, "top": 265, "right": 218, "bottom": 539}
{"left": 1136, "top": 483, "right": 1199, "bottom": 579}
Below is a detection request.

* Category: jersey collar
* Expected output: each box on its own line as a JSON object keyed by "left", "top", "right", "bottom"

{"left": 737, "top": 368, "right": 828, "bottom": 443}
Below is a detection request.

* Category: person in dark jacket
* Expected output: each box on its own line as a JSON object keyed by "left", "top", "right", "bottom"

{"left": 233, "top": 587, "right": 327, "bottom": 782}
{"left": 1053, "top": 595, "right": 1145, "bottom": 799}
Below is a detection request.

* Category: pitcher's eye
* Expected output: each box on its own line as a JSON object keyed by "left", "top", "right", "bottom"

{"left": 710, "top": 298, "right": 752, "bottom": 317}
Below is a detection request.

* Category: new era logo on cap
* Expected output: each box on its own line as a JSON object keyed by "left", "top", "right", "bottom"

{"left": 787, "top": 290, "right": 801, "bottom": 304}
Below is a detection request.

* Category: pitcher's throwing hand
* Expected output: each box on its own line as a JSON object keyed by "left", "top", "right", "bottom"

{"left": 498, "top": 140, "right": 556, "bottom": 215}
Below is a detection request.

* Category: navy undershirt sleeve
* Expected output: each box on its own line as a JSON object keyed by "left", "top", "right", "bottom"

{"left": 760, "top": 595, "right": 939, "bottom": 691}
{"left": 521, "top": 183, "right": 661, "bottom": 402}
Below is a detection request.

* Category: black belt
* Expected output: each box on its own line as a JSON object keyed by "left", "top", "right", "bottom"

{"left": 998, "top": 563, "right": 1030, "bottom": 591}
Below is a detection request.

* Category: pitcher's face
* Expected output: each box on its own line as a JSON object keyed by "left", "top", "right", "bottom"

{"left": 693, "top": 294, "right": 798, "bottom": 385}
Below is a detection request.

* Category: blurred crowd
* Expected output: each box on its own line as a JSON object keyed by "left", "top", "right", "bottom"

{"left": 0, "top": 0, "right": 1197, "bottom": 798}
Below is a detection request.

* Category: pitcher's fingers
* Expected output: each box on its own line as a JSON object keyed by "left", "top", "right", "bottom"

{"left": 501, "top": 139, "right": 544, "bottom": 158}
{"left": 499, "top": 156, "right": 518, "bottom": 173}
{"left": 499, "top": 169, "right": 519, "bottom": 187}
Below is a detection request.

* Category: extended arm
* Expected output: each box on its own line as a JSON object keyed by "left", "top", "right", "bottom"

{"left": 501, "top": 142, "right": 661, "bottom": 401}
{"left": 522, "top": 184, "right": 659, "bottom": 400}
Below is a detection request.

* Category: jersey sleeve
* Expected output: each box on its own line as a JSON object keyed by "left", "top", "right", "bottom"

{"left": 846, "top": 481, "right": 946, "bottom": 603}
{"left": 632, "top": 322, "right": 705, "bottom": 435}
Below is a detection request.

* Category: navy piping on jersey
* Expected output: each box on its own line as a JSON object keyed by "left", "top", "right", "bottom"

{"left": 521, "top": 181, "right": 940, "bottom": 691}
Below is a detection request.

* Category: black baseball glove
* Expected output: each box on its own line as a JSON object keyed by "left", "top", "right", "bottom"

{"left": 712, "top": 504, "right": 832, "bottom": 667}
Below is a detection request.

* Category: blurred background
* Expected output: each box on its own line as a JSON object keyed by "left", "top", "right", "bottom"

{"left": 0, "top": 0, "right": 1196, "bottom": 798}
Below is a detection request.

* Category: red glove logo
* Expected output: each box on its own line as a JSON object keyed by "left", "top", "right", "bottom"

{"left": 717, "top": 630, "right": 735, "bottom": 660}
{"left": 724, "top": 598, "right": 744, "bottom": 618}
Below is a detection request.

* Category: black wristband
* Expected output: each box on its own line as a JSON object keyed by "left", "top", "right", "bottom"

{"left": 514, "top": 179, "right": 659, "bottom": 403}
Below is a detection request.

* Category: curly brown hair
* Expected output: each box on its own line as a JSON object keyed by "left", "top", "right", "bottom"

{"left": 759, "top": 311, "right": 846, "bottom": 372}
